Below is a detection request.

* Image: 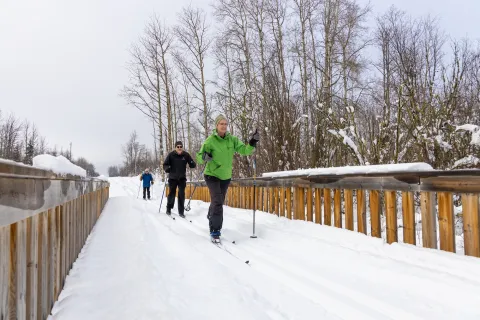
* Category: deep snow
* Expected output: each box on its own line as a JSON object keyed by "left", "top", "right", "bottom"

{"left": 48, "top": 177, "right": 480, "bottom": 320}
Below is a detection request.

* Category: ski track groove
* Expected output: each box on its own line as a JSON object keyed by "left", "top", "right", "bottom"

{"left": 146, "top": 205, "right": 382, "bottom": 320}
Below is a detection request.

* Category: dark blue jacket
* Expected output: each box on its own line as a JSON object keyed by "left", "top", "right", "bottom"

{"left": 140, "top": 172, "right": 154, "bottom": 188}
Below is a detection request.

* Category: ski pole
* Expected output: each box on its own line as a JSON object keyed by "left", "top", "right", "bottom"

{"left": 158, "top": 174, "right": 168, "bottom": 213}
{"left": 185, "top": 164, "right": 206, "bottom": 211}
{"left": 251, "top": 129, "right": 258, "bottom": 239}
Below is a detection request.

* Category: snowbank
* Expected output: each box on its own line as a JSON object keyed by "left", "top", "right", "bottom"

{"left": 33, "top": 155, "right": 86, "bottom": 178}
{"left": 95, "top": 175, "right": 109, "bottom": 181}
{"left": 262, "top": 162, "right": 435, "bottom": 178}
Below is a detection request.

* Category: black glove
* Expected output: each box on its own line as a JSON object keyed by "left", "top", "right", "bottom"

{"left": 202, "top": 152, "right": 213, "bottom": 162}
{"left": 248, "top": 128, "right": 260, "bottom": 147}
{"left": 164, "top": 165, "right": 171, "bottom": 173}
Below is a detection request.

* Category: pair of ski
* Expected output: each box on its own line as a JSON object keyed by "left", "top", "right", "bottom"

{"left": 211, "top": 237, "right": 250, "bottom": 266}
{"left": 166, "top": 213, "right": 192, "bottom": 222}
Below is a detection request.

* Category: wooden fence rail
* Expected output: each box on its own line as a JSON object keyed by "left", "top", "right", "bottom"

{"left": 0, "top": 162, "right": 109, "bottom": 320}
{"left": 185, "top": 169, "right": 480, "bottom": 258}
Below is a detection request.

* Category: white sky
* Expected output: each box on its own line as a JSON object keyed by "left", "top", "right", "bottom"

{"left": 1, "top": 0, "right": 479, "bottom": 175}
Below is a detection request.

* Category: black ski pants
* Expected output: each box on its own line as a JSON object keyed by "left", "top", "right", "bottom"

{"left": 167, "top": 178, "right": 187, "bottom": 214}
{"left": 205, "top": 175, "right": 231, "bottom": 232}
{"left": 143, "top": 187, "right": 150, "bottom": 199}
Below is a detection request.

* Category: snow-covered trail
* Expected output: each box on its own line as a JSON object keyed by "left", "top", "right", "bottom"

{"left": 49, "top": 177, "right": 480, "bottom": 320}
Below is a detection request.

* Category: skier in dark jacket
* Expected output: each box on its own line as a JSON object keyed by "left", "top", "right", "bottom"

{"left": 140, "top": 168, "right": 154, "bottom": 200}
{"left": 163, "top": 141, "right": 196, "bottom": 217}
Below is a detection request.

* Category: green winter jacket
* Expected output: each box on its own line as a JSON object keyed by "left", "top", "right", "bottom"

{"left": 196, "top": 130, "right": 255, "bottom": 180}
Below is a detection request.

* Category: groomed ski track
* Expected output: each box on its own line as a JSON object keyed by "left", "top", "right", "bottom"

{"left": 48, "top": 177, "right": 480, "bottom": 320}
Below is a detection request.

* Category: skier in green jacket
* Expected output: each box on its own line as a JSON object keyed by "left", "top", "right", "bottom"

{"left": 196, "top": 114, "right": 260, "bottom": 241}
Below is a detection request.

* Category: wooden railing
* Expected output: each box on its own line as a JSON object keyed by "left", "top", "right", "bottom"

{"left": 186, "top": 169, "right": 480, "bottom": 258}
{"left": 0, "top": 162, "right": 110, "bottom": 319}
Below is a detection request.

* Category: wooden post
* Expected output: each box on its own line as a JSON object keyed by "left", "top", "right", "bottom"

{"left": 438, "top": 192, "right": 455, "bottom": 253}
{"left": 462, "top": 194, "right": 480, "bottom": 257}
{"left": 420, "top": 192, "right": 437, "bottom": 249}
{"left": 385, "top": 191, "right": 398, "bottom": 244}
{"left": 370, "top": 190, "right": 381, "bottom": 238}
{"left": 356, "top": 190, "right": 366, "bottom": 234}
{"left": 286, "top": 187, "right": 292, "bottom": 219}
{"left": 345, "top": 189, "right": 353, "bottom": 231}
{"left": 334, "top": 189, "right": 342, "bottom": 228}
{"left": 306, "top": 188, "right": 313, "bottom": 222}
{"left": 323, "top": 189, "right": 332, "bottom": 226}
{"left": 402, "top": 192, "right": 416, "bottom": 245}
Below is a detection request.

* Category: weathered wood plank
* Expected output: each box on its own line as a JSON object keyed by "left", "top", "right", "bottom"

{"left": 16, "top": 219, "right": 28, "bottom": 319}
{"left": 370, "top": 190, "right": 381, "bottom": 238}
{"left": 263, "top": 188, "right": 268, "bottom": 213}
{"left": 463, "top": 194, "right": 480, "bottom": 257}
{"left": 0, "top": 225, "right": 10, "bottom": 319}
{"left": 26, "top": 215, "right": 38, "bottom": 320}
{"left": 323, "top": 189, "right": 332, "bottom": 226}
{"left": 55, "top": 206, "right": 62, "bottom": 301}
{"left": 269, "top": 187, "right": 275, "bottom": 214}
{"left": 385, "top": 191, "right": 398, "bottom": 244}
{"left": 315, "top": 189, "right": 322, "bottom": 224}
{"left": 286, "top": 188, "right": 292, "bottom": 219}
{"left": 274, "top": 187, "right": 279, "bottom": 216}
{"left": 345, "top": 189, "right": 353, "bottom": 231}
{"left": 279, "top": 187, "right": 285, "bottom": 217}
{"left": 334, "top": 189, "right": 342, "bottom": 228}
{"left": 294, "top": 187, "right": 305, "bottom": 220}
{"left": 356, "top": 190, "right": 366, "bottom": 234}
{"left": 38, "top": 211, "right": 48, "bottom": 319}
{"left": 420, "top": 192, "right": 437, "bottom": 249}
{"left": 48, "top": 209, "right": 56, "bottom": 311}
{"left": 401, "top": 192, "right": 416, "bottom": 245}
{"left": 306, "top": 188, "right": 313, "bottom": 222}
{"left": 8, "top": 223, "right": 17, "bottom": 320}
{"left": 438, "top": 192, "right": 455, "bottom": 253}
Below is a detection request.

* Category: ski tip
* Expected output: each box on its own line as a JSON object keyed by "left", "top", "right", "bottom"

{"left": 232, "top": 240, "right": 236, "bottom": 244}
{"left": 245, "top": 260, "right": 249, "bottom": 264}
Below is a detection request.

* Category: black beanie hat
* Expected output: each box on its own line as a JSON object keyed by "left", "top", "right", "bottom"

{"left": 175, "top": 141, "right": 183, "bottom": 147}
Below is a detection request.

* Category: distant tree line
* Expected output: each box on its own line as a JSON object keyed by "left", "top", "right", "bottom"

{"left": 107, "top": 130, "right": 160, "bottom": 177}
{"left": 0, "top": 110, "right": 99, "bottom": 177}
{"left": 120, "top": 2, "right": 480, "bottom": 178}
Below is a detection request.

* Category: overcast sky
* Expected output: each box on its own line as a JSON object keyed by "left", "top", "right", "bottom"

{"left": 1, "top": 0, "right": 479, "bottom": 175}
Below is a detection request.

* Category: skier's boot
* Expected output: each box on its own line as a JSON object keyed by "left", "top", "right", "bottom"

{"left": 166, "top": 208, "right": 171, "bottom": 216}
{"left": 179, "top": 213, "right": 186, "bottom": 219}
{"left": 210, "top": 230, "right": 221, "bottom": 243}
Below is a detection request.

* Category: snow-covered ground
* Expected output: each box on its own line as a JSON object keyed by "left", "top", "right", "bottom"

{"left": 48, "top": 177, "right": 480, "bottom": 320}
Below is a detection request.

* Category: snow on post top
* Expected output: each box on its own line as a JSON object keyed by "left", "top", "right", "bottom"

{"left": 0, "top": 158, "right": 33, "bottom": 168}
{"left": 32, "top": 154, "right": 86, "bottom": 178}
{"left": 262, "top": 162, "right": 435, "bottom": 178}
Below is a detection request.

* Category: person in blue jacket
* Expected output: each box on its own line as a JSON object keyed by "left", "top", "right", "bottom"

{"left": 140, "top": 168, "right": 154, "bottom": 200}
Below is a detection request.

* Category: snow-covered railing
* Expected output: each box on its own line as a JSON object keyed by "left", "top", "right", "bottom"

{"left": 186, "top": 163, "right": 480, "bottom": 259}
{"left": 0, "top": 160, "right": 110, "bottom": 319}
